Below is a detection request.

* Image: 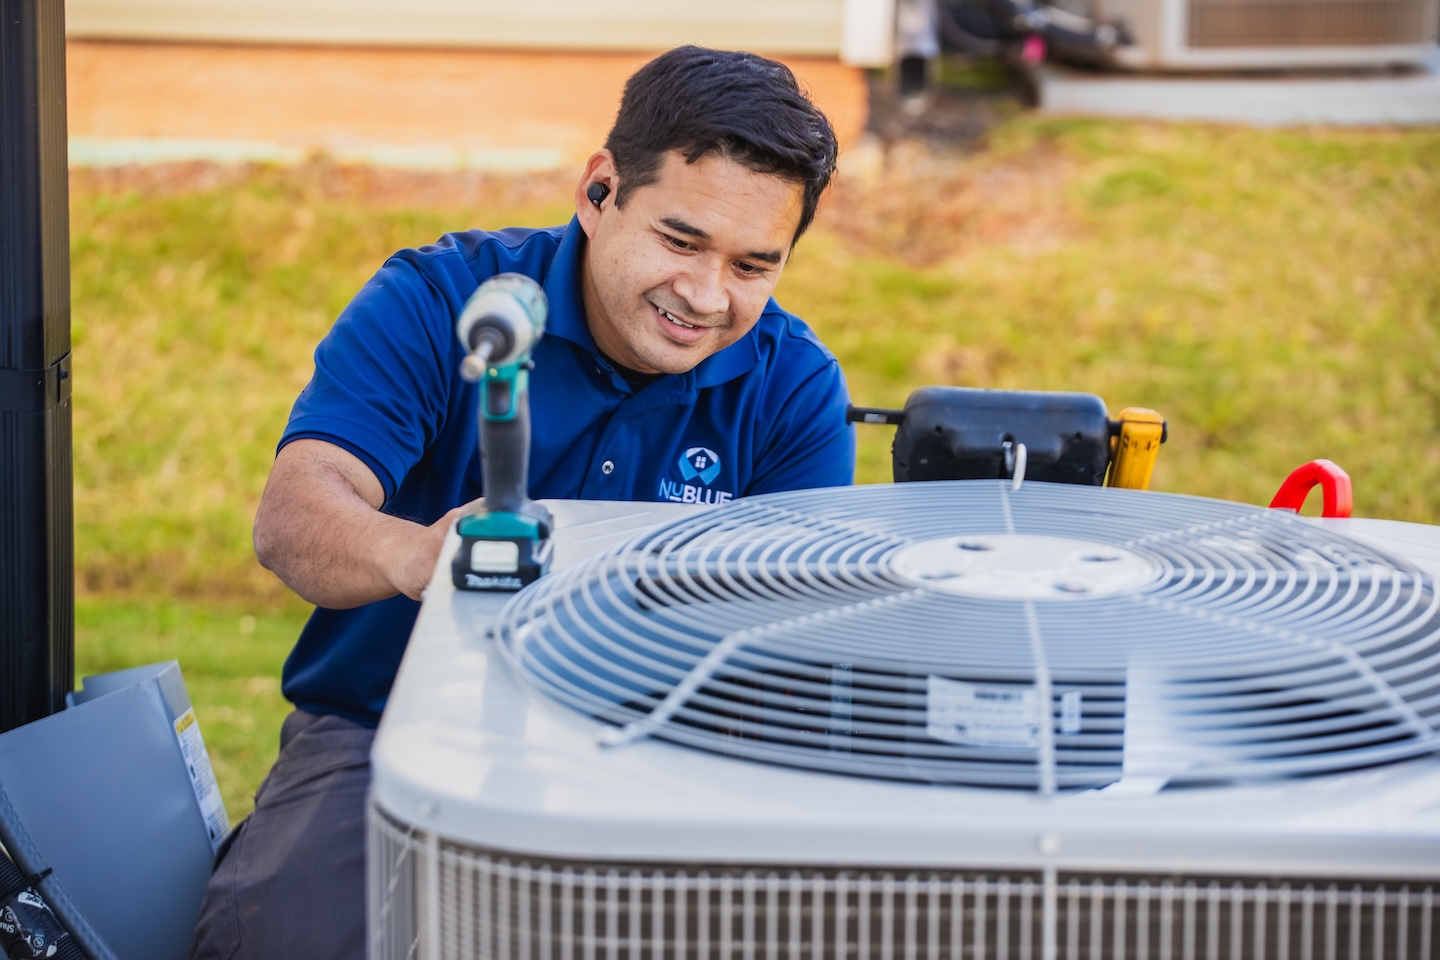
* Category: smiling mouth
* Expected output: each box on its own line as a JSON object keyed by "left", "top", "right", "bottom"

{"left": 655, "top": 304, "right": 700, "bottom": 330}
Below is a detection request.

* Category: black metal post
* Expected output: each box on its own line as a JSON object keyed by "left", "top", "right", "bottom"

{"left": 1, "top": 0, "right": 73, "bottom": 733}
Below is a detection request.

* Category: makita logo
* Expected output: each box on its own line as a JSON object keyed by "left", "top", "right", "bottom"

{"left": 464, "top": 573, "right": 524, "bottom": 591}
{"left": 660, "top": 446, "right": 733, "bottom": 505}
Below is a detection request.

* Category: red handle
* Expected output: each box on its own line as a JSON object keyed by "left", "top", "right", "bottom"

{"left": 1268, "top": 460, "right": 1353, "bottom": 518}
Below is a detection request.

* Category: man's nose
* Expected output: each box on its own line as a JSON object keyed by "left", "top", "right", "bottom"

{"left": 675, "top": 259, "right": 729, "bottom": 319}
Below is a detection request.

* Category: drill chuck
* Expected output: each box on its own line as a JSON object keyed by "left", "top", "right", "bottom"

{"left": 459, "top": 330, "right": 502, "bottom": 382}
{"left": 455, "top": 273, "right": 546, "bottom": 375}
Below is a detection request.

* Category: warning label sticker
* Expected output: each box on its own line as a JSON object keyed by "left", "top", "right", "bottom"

{"left": 174, "top": 708, "right": 231, "bottom": 851}
{"left": 927, "top": 676, "right": 1042, "bottom": 748}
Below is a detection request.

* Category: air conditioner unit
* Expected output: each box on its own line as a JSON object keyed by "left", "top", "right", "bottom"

{"left": 1098, "top": 0, "right": 1440, "bottom": 69}
{"left": 369, "top": 483, "right": 1440, "bottom": 960}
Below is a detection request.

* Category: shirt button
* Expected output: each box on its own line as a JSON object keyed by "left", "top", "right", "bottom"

{"left": 601, "top": 460, "right": 615, "bottom": 475}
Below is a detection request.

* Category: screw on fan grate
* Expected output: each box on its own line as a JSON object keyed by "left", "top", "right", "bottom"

{"left": 492, "top": 481, "right": 1440, "bottom": 793}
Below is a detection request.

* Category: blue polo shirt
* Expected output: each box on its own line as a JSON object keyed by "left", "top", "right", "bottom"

{"left": 278, "top": 218, "right": 854, "bottom": 726}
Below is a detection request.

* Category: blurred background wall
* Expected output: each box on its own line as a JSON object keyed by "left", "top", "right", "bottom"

{"left": 64, "top": 0, "right": 890, "bottom": 169}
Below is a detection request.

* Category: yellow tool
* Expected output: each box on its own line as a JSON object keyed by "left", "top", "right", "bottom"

{"left": 1106, "top": 407, "right": 1167, "bottom": 490}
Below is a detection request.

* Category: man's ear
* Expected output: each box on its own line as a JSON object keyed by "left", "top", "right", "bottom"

{"left": 575, "top": 150, "right": 618, "bottom": 238}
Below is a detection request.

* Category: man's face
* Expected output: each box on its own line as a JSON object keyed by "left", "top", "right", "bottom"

{"left": 578, "top": 150, "right": 804, "bottom": 376}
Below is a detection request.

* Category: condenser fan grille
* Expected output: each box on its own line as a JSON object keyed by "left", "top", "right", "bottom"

{"left": 493, "top": 482, "right": 1440, "bottom": 792}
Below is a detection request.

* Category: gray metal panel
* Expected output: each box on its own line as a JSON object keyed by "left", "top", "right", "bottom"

{"left": 0, "top": 662, "right": 216, "bottom": 960}
{"left": 69, "top": 659, "right": 192, "bottom": 719}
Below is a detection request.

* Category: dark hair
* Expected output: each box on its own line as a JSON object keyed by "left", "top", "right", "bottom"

{"left": 604, "top": 46, "right": 839, "bottom": 244}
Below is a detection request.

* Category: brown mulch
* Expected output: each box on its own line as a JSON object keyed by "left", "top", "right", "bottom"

{"left": 70, "top": 72, "right": 1066, "bottom": 269}
{"left": 70, "top": 159, "right": 578, "bottom": 213}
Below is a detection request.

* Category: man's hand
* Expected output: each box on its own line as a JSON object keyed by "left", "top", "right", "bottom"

{"left": 254, "top": 439, "right": 477, "bottom": 608}
{"left": 388, "top": 503, "right": 477, "bottom": 601}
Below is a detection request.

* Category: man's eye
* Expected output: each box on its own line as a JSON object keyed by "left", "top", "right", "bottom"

{"left": 663, "top": 234, "right": 694, "bottom": 251}
{"left": 735, "top": 261, "right": 764, "bottom": 276}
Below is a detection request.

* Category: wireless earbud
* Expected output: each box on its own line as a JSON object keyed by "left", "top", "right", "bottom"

{"left": 586, "top": 182, "right": 610, "bottom": 207}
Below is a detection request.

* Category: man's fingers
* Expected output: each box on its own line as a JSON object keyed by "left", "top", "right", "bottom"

{"left": 435, "top": 499, "right": 483, "bottom": 531}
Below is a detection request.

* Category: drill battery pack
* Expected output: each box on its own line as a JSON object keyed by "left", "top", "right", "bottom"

{"left": 451, "top": 510, "right": 552, "bottom": 591}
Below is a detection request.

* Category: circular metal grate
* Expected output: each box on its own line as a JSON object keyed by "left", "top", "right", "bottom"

{"left": 492, "top": 482, "right": 1440, "bottom": 793}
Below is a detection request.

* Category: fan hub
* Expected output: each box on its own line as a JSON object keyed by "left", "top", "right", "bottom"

{"left": 889, "top": 534, "right": 1160, "bottom": 600}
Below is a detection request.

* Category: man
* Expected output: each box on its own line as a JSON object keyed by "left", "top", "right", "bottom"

{"left": 189, "top": 45, "right": 853, "bottom": 959}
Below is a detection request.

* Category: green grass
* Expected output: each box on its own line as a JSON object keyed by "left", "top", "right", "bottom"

{"left": 70, "top": 164, "right": 574, "bottom": 605}
{"left": 793, "top": 120, "right": 1440, "bottom": 514}
{"left": 69, "top": 118, "right": 1440, "bottom": 812}
{"left": 75, "top": 597, "right": 308, "bottom": 820}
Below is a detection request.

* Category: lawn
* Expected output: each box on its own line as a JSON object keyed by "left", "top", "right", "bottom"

{"left": 69, "top": 116, "right": 1440, "bottom": 819}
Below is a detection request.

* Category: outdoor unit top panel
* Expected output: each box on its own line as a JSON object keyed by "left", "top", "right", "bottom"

{"left": 63, "top": 0, "right": 860, "bottom": 58}
{"left": 499, "top": 483, "right": 1440, "bottom": 792}
{"left": 372, "top": 490, "right": 1440, "bottom": 879}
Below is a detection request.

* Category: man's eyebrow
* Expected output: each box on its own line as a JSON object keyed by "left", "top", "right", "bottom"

{"left": 660, "top": 216, "right": 709, "bottom": 240}
{"left": 660, "top": 217, "right": 785, "bottom": 265}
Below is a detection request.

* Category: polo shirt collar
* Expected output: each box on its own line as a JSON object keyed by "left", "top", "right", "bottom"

{"left": 541, "top": 217, "right": 763, "bottom": 391}
{"left": 540, "top": 217, "right": 599, "bottom": 353}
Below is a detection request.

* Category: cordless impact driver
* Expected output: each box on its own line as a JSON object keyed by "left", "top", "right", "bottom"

{"left": 450, "top": 273, "right": 553, "bottom": 591}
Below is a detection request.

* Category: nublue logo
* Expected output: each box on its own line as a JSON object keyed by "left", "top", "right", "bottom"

{"left": 678, "top": 447, "right": 722, "bottom": 486}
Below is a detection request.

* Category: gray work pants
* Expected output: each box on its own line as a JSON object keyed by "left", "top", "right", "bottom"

{"left": 187, "top": 709, "right": 374, "bottom": 960}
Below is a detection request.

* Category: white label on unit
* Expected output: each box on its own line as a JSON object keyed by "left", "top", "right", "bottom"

{"left": 927, "top": 676, "right": 1041, "bottom": 748}
{"left": 1060, "top": 689, "right": 1083, "bottom": 734}
{"left": 174, "top": 708, "right": 231, "bottom": 850}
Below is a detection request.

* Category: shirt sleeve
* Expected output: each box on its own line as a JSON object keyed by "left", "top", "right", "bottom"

{"left": 280, "top": 254, "right": 462, "bottom": 501}
{"left": 745, "top": 357, "right": 856, "bottom": 495}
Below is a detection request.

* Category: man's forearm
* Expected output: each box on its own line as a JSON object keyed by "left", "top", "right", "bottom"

{"left": 254, "top": 440, "right": 455, "bottom": 608}
{"left": 256, "top": 494, "right": 433, "bottom": 608}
